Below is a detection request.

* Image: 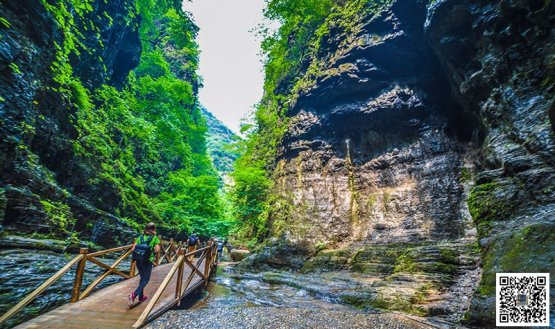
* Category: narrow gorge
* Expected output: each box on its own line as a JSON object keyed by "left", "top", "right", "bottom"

{"left": 0, "top": 0, "right": 554, "bottom": 328}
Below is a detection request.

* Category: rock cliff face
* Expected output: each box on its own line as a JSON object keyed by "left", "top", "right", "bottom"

{"left": 426, "top": 0, "right": 555, "bottom": 323}
{"left": 0, "top": 0, "right": 141, "bottom": 246}
{"left": 252, "top": 0, "right": 554, "bottom": 325}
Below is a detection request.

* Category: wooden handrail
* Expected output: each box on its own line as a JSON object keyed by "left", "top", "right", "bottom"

{"left": 0, "top": 254, "right": 84, "bottom": 326}
{"left": 71, "top": 248, "right": 89, "bottom": 302}
{"left": 86, "top": 256, "right": 131, "bottom": 279}
{"left": 0, "top": 238, "right": 220, "bottom": 328}
{"left": 177, "top": 244, "right": 215, "bottom": 305}
{"left": 184, "top": 244, "right": 210, "bottom": 257}
{"left": 79, "top": 247, "right": 134, "bottom": 300}
{"left": 132, "top": 253, "right": 185, "bottom": 328}
{"left": 183, "top": 258, "right": 207, "bottom": 279}
{"left": 87, "top": 244, "right": 133, "bottom": 257}
{"left": 132, "top": 243, "right": 219, "bottom": 327}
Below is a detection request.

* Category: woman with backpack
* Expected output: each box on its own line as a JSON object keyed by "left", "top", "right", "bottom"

{"left": 128, "top": 222, "right": 161, "bottom": 308}
{"left": 186, "top": 233, "right": 199, "bottom": 261}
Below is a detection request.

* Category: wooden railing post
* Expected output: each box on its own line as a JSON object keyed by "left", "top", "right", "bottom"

{"left": 130, "top": 260, "right": 136, "bottom": 278}
{"left": 169, "top": 238, "right": 174, "bottom": 262}
{"left": 71, "top": 248, "right": 88, "bottom": 303}
{"left": 204, "top": 241, "right": 212, "bottom": 287}
{"left": 129, "top": 238, "right": 136, "bottom": 277}
{"left": 156, "top": 235, "right": 162, "bottom": 265}
{"left": 175, "top": 249, "right": 185, "bottom": 304}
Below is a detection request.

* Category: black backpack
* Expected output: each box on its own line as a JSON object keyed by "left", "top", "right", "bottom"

{"left": 188, "top": 235, "right": 198, "bottom": 246}
{"left": 133, "top": 235, "right": 154, "bottom": 262}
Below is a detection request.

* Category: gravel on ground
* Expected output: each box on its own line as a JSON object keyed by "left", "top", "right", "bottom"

{"left": 145, "top": 307, "right": 442, "bottom": 329}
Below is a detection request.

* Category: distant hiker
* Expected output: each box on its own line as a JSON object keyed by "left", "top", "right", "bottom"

{"left": 217, "top": 240, "right": 224, "bottom": 259}
{"left": 225, "top": 240, "right": 233, "bottom": 253}
{"left": 129, "top": 222, "right": 160, "bottom": 308}
{"left": 186, "top": 233, "right": 199, "bottom": 261}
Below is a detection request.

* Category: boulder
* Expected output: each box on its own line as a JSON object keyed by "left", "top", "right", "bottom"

{"left": 230, "top": 249, "right": 251, "bottom": 262}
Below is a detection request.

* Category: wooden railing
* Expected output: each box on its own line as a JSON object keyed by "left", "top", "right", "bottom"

{"left": 0, "top": 237, "right": 217, "bottom": 327}
{"left": 132, "top": 241, "right": 218, "bottom": 328}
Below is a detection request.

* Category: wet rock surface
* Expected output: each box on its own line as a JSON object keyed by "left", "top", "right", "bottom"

{"left": 230, "top": 249, "right": 251, "bottom": 262}
{"left": 254, "top": 0, "right": 555, "bottom": 326}
{"left": 147, "top": 264, "right": 460, "bottom": 329}
{"left": 255, "top": 0, "right": 482, "bottom": 323}
{"left": 425, "top": 0, "right": 555, "bottom": 325}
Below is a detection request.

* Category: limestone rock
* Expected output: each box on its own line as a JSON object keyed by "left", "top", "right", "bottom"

{"left": 255, "top": 0, "right": 555, "bottom": 325}
{"left": 231, "top": 249, "right": 251, "bottom": 262}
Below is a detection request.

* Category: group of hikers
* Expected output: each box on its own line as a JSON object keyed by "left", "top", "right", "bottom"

{"left": 127, "top": 222, "right": 231, "bottom": 308}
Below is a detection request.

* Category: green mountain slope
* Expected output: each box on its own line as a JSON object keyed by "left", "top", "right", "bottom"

{"left": 201, "top": 107, "right": 240, "bottom": 175}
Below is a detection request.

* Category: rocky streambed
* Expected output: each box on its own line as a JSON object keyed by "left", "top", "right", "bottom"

{"left": 147, "top": 263, "right": 470, "bottom": 329}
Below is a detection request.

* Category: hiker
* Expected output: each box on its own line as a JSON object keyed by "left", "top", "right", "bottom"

{"left": 217, "top": 240, "right": 224, "bottom": 259}
{"left": 128, "top": 222, "right": 161, "bottom": 308}
{"left": 186, "top": 232, "right": 199, "bottom": 261}
{"left": 225, "top": 240, "right": 233, "bottom": 253}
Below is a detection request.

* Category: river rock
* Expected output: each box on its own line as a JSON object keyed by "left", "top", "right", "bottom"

{"left": 230, "top": 249, "right": 251, "bottom": 262}
{"left": 0, "top": 235, "right": 66, "bottom": 252}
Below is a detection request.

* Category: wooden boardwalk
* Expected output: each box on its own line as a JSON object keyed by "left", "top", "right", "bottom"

{"left": 1, "top": 240, "right": 218, "bottom": 329}
{"left": 16, "top": 258, "right": 205, "bottom": 329}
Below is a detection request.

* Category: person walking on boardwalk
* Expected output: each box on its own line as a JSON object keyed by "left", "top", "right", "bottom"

{"left": 128, "top": 222, "right": 160, "bottom": 308}
{"left": 217, "top": 240, "right": 224, "bottom": 260}
{"left": 186, "top": 232, "right": 199, "bottom": 261}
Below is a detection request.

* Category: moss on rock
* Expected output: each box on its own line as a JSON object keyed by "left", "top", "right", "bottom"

{"left": 301, "top": 248, "right": 354, "bottom": 273}
{"left": 467, "top": 181, "right": 519, "bottom": 227}
{"left": 477, "top": 222, "right": 555, "bottom": 296}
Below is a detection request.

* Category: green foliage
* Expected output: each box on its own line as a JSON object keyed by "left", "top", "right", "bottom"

{"left": 261, "top": 0, "right": 335, "bottom": 92}
{"left": 40, "top": 199, "right": 75, "bottom": 235}
{"left": 201, "top": 108, "right": 239, "bottom": 174}
{"left": 0, "top": 17, "right": 11, "bottom": 28}
{"left": 136, "top": 50, "right": 171, "bottom": 78}
{"left": 38, "top": 0, "right": 232, "bottom": 239}
{"left": 9, "top": 63, "right": 21, "bottom": 74}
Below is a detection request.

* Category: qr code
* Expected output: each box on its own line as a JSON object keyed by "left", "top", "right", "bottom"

{"left": 496, "top": 273, "right": 550, "bottom": 326}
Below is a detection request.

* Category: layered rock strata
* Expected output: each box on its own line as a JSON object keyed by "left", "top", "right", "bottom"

{"left": 250, "top": 0, "right": 555, "bottom": 325}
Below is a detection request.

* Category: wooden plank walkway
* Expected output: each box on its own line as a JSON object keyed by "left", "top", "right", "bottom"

{"left": 15, "top": 257, "right": 207, "bottom": 329}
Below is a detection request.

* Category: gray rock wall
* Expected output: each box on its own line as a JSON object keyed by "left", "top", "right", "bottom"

{"left": 257, "top": 0, "right": 554, "bottom": 325}
{"left": 426, "top": 0, "right": 555, "bottom": 324}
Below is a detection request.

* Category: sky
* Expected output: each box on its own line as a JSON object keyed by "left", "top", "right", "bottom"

{"left": 184, "top": 0, "right": 267, "bottom": 134}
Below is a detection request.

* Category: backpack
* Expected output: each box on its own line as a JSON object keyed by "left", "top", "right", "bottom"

{"left": 133, "top": 235, "right": 154, "bottom": 262}
{"left": 188, "top": 235, "right": 198, "bottom": 246}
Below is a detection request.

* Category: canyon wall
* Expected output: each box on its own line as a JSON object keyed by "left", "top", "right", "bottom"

{"left": 0, "top": 0, "right": 141, "bottom": 247}
{"left": 248, "top": 0, "right": 555, "bottom": 325}
{"left": 0, "top": 0, "right": 218, "bottom": 248}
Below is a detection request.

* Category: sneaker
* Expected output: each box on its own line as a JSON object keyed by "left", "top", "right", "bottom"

{"left": 138, "top": 295, "right": 148, "bottom": 304}
{"left": 128, "top": 293, "right": 136, "bottom": 308}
